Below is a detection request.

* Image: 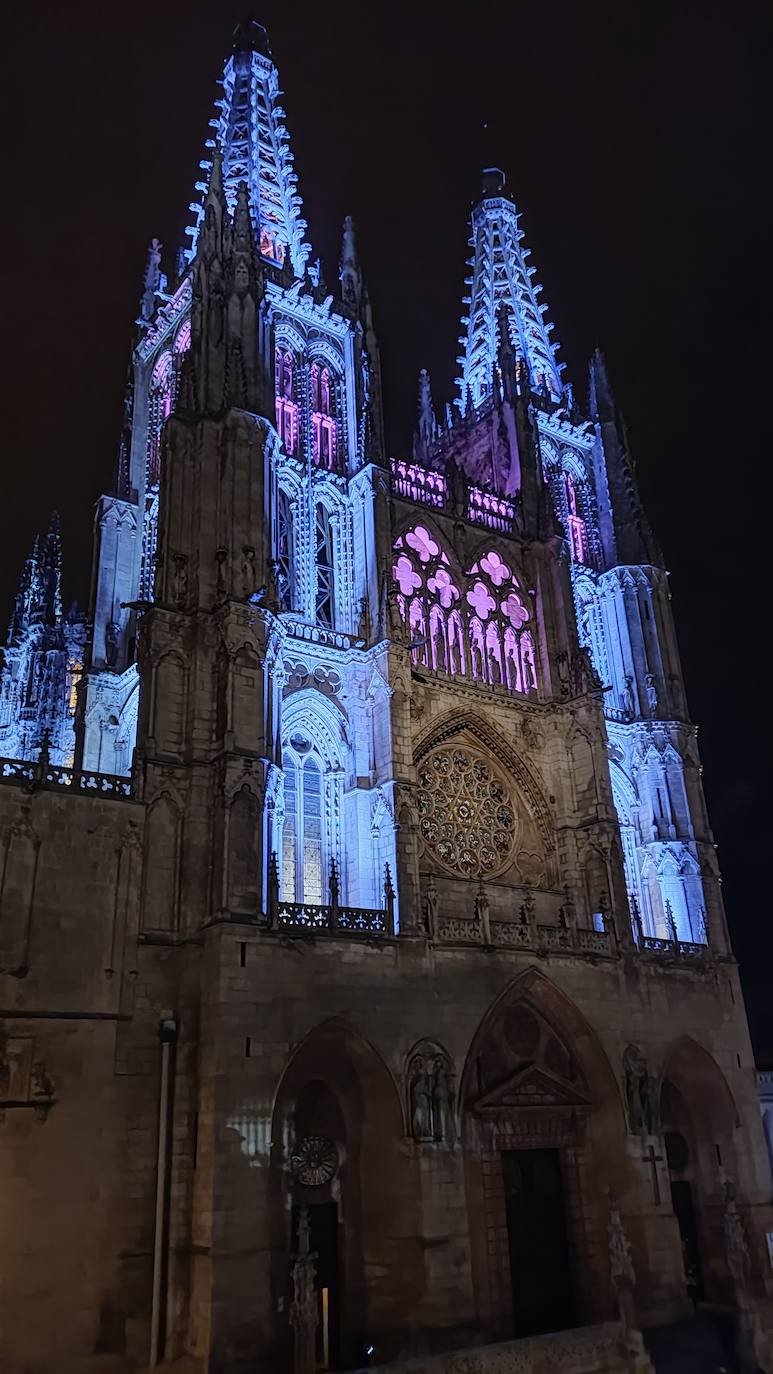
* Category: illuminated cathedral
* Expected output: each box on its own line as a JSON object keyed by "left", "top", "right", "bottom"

{"left": 1, "top": 20, "right": 771, "bottom": 1374}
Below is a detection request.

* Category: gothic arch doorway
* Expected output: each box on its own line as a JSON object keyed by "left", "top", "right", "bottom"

{"left": 460, "top": 970, "right": 629, "bottom": 1342}
{"left": 271, "top": 1021, "right": 422, "bottom": 1369}
{"left": 660, "top": 1038, "right": 740, "bottom": 1306}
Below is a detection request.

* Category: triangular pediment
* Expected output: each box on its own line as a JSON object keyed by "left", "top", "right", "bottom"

{"left": 472, "top": 1062, "right": 590, "bottom": 1116}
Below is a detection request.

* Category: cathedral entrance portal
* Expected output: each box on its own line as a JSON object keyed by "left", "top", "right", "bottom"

{"left": 502, "top": 1148, "right": 575, "bottom": 1337}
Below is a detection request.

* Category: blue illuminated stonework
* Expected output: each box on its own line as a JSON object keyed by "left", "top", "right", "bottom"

{"left": 0, "top": 27, "right": 715, "bottom": 949}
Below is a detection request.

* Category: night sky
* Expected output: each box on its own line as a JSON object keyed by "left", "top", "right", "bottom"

{"left": 6, "top": 3, "right": 772, "bottom": 1051}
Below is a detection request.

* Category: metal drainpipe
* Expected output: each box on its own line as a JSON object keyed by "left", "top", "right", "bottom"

{"left": 150, "top": 1012, "right": 177, "bottom": 1369}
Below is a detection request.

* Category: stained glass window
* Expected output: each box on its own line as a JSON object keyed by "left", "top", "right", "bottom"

{"left": 417, "top": 747, "right": 517, "bottom": 878}
{"left": 391, "top": 527, "right": 536, "bottom": 694}
{"left": 281, "top": 745, "right": 325, "bottom": 905}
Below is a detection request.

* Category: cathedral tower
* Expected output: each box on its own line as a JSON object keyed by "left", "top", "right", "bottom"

{"left": 0, "top": 23, "right": 771, "bottom": 1374}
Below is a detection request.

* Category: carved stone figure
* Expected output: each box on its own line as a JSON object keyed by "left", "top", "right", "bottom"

{"left": 431, "top": 1059, "right": 453, "bottom": 1142}
{"left": 409, "top": 1058, "right": 433, "bottom": 1141}
{"left": 424, "top": 876, "right": 439, "bottom": 939}
{"left": 357, "top": 595, "right": 371, "bottom": 643}
{"left": 623, "top": 1043, "right": 658, "bottom": 1135}
{"left": 172, "top": 553, "right": 188, "bottom": 607}
{"left": 608, "top": 1197, "right": 654, "bottom": 1371}
{"left": 104, "top": 620, "right": 120, "bottom": 668}
{"left": 240, "top": 546, "right": 257, "bottom": 599}
{"left": 645, "top": 672, "right": 658, "bottom": 716}
{"left": 474, "top": 880, "right": 491, "bottom": 945}
{"left": 289, "top": 1206, "right": 318, "bottom": 1374}
{"left": 622, "top": 675, "right": 636, "bottom": 718}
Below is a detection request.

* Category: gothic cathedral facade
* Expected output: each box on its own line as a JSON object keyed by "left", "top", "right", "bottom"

{"left": 1, "top": 20, "right": 771, "bottom": 1374}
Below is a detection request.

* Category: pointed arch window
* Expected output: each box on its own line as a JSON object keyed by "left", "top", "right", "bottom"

{"left": 315, "top": 504, "right": 335, "bottom": 627}
{"left": 392, "top": 528, "right": 536, "bottom": 694}
{"left": 281, "top": 738, "right": 325, "bottom": 905}
{"left": 311, "top": 362, "right": 337, "bottom": 470}
{"left": 147, "top": 351, "right": 175, "bottom": 487}
{"left": 276, "top": 488, "right": 295, "bottom": 612}
{"left": 565, "top": 474, "right": 588, "bottom": 565}
{"left": 275, "top": 347, "right": 299, "bottom": 456}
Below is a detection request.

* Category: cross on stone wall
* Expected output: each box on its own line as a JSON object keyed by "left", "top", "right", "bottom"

{"left": 642, "top": 1142, "right": 664, "bottom": 1206}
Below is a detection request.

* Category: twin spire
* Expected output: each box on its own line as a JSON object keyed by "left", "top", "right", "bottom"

{"left": 185, "top": 18, "right": 311, "bottom": 278}
{"left": 456, "top": 167, "right": 564, "bottom": 413}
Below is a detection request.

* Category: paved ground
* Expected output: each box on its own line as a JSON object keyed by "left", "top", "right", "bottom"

{"left": 645, "top": 1313, "right": 741, "bottom": 1373}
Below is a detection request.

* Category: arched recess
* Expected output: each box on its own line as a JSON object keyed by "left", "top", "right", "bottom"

{"left": 269, "top": 1019, "right": 423, "bottom": 1368}
{"left": 141, "top": 793, "right": 180, "bottom": 932}
{"left": 659, "top": 1037, "right": 743, "bottom": 1305}
{"left": 153, "top": 651, "right": 186, "bottom": 757}
{"left": 227, "top": 785, "right": 260, "bottom": 915}
{"left": 459, "top": 968, "right": 629, "bottom": 1341}
{"left": 414, "top": 710, "right": 555, "bottom": 891}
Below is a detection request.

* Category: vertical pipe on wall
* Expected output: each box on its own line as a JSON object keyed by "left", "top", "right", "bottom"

{"left": 150, "top": 1012, "right": 177, "bottom": 1369}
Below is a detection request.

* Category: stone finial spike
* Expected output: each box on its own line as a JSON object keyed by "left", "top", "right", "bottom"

{"left": 589, "top": 346, "right": 615, "bottom": 422}
{"left": 340, "top": 213, "right": 362, "bottom": 309}
{"left": 415, "top": 368, "right": 437, "bottom": 456}
{"left": 140, "top": 237, "right": 163, "bottom": 322}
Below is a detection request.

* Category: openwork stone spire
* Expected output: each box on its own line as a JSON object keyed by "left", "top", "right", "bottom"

{"left": 457, "top": 167, "right": 563, "bottom": 411}
{"left": 185, "top": 18, "right": 311, "bottom": 278}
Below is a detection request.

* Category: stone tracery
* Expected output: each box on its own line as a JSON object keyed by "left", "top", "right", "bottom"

{"left": 417, "top": 745, "right": 518, "bottom": 879}
{"left": 392, "top": 525, "right": 537, "bottom": 693}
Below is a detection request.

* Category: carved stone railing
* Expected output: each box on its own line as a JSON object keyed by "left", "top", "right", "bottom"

{"left": 275, "top": 901, "right": 390, "bottom": 937}
{"left": 390, "top": 459, "right": 446, "bottom": 508}
{"left": 640, "top": 934, "right": 709, "bottom": 961}
{"left": 468, "top": 486, "right": 516, "bottom": 533}
{"left": 0, "top": 757, "right": 133, "bottom": 801}
{"left": 284, "top": 620, "right": 353, "bottom": 651}
{"left": 434, "top": 916, "right": 615, "bottom": 959}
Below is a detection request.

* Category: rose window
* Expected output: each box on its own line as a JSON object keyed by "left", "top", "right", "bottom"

{"left": 417, "top": 746, "right": 517, "bottom": 878}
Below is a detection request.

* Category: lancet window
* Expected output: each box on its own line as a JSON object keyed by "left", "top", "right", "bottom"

{"left": 310, "top": 362, "right": 337, "bottom": 470}
{"left": 275, "top": 348, "right": 299, "bottom": 456}
{"left": 147, "top": 352, "right": 175, "bottom": 487}
{"left": 315, "top": 504, "right": 335, "bottom": 627}
{"left": 565, "top": 475, "right": 587, "bottom": 565}
{"left": 392, "top": 526, "right": 536, "bottom": 694}
{"left": 281, "top": 736, "right": 325, "bottom": 905}
{"left": 276, "top": 488, "right": 295, "bottom": 612}
{"left": 146, "top": 326, "right": 190, "bottom": 490}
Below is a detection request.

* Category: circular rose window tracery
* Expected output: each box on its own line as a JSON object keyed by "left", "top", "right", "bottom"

{"left": 417, "top": 746, "right": 517, "bottom": 878}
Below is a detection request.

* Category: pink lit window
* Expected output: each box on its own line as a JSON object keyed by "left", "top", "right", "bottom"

{"left": 311, "top": 366, "right": 336, "bottom": 468}
{"left": 312, "top": 414, "right": 337, "bottom": 470}
{"left": 565, "top": 475, "right": 587, "bottom": 564}
{"left": 275, "top": 349, "right": 299, "bottom": 457}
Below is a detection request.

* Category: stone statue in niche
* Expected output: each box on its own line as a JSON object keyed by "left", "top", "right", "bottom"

{"left": 104, "top": 619, "right": 120, "bottom": 668}
{"left": 409, "top": 1049, "right": 454, "bottom": 1143}
{"left": 622, "top": 676, "right": 636, "bottom": 718}
{"left": 423, "top": 876, "right": 439, "bottom": 939}
{"left": 240, "top": 546, "right": 257, "bottom": 600}
{"left": 172, "top": 553, "right": 188, "bottom": 607}
{"left": 431, "top": 1058, "right": 453, "bottom": 1143}
{"left": 409, "top": 1057, "right": 433, "bottom": 1141}
{"left": 474, "top": 881, "right": 492, "bottom": 945}
{"left": 645, "top": 673, "right": 658, "bottom": 716}
{"left": 623, "top": 1043, "right": 659, "bottom": 1136}
{"left": 357, "top": 595, "right": 371, "bottom": 643}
